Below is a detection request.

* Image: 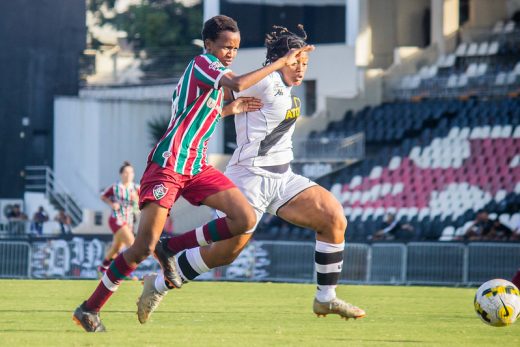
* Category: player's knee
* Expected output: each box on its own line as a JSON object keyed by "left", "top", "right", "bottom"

{"left": 236, "top": 205, "right": 257, "bottom": 232}
{"left": 127, "top": 242, "right": 153, "bottom": 263}
{"left": 322, "top": 207, "right": 347, "bottom": 242}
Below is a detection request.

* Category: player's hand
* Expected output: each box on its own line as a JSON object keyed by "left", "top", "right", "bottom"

{"left": 225, "top": 97, "right": 263, "bottom": 116}
{"left": 112, "top": 202, "right": 121, "bottom": 211}
{"left": 283, "top": 45, "right": 315, "bottom": 66}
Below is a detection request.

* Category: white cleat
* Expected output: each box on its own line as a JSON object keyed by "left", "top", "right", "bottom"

{"left": 313, "top": 297, "right": 366, "bottom": 320}
{"left": 136, "top": 273, "right": 167, "bottom": 324}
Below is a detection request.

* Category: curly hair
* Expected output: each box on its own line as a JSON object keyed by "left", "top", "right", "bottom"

{"left": 264, "top": 24, "right": 308, "bottom": 65}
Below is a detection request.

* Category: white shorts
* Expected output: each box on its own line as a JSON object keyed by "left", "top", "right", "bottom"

{"left": 217, "top": 164, "right": 317, "bottom": 233}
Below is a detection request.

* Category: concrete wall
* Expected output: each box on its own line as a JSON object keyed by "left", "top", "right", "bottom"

{"left": 54, "top": 97, "right": 170, "bottom": 209}
{"left": 469, "top": 0, "right": 507, "bottom": 28}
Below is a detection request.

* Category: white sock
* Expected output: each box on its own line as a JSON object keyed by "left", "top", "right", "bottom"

{"left": 315, "top": 285, "right": 337, "bottom": 302}
{"left": 154, "top": 272, "right": 170, "bottom": 294}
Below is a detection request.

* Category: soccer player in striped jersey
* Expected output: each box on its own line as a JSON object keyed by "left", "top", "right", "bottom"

{"left": 73, "top": 15, "right": 313, "bottom": 332}
{"left": 137, "top": 25, "right": 365, "bottom": 323}
{"left": 97, "top": 161, "right": 139, "bottom": 275}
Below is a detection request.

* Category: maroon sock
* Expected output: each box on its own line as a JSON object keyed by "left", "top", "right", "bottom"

{"left": 512, "top": 269, "right": 520, "bottom": 289}
{"left": 85, "top": 253, "right": 136, "bottom": 312}
{"left": 166, "top": 217, "right": 233, "bottom": 254}
{"left": 101, "top": 258, "right": 112, "bottom": 268}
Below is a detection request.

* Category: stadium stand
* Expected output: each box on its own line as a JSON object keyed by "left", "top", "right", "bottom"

{"left": 257, "top": 18, "right": 520, "bottom": 243}
{"left": 392, "top": 19, "right": 520, "bottom": 99}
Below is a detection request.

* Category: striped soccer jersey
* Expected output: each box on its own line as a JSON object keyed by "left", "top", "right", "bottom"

{"left": 229, "top": 72, "right": 301, "bottom": 167}
{"left": 148, "top": 53, "right": 231, "bottom": 175}
{"left": 102, "top": 182, "right": 140, "bottom": 226}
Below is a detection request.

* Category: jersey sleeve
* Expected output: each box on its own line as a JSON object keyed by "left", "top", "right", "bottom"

{"left": 193, "top": 54, "right": 232, "bottom": 89}
{"left": 101, "top": 185, "right": 114, "bottom": 199}
{"left": 233, "top": 75, "right": 271, "bottom": 99}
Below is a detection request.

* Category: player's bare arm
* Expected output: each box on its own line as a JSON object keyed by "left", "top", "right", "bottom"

{"left": 221, "top": 97, "right": 263, "bottom": 117}
{"left": 219, "top": 45, "right": 315, "bottom": 92}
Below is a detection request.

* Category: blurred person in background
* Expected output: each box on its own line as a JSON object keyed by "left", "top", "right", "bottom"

{"left": 55, "top": 209, "right": 72, "bottom": 235}
{"left": 32, "top": 206, "right": 49, "bottom": 235}
{"left": 97, "top": 161, "right": 140, "bottom": 275}
{"left": 371, "top": 213, "right": 415, "bottom": 241}
{"left": 461, "top": 210, "right": 493, "bottom": 241}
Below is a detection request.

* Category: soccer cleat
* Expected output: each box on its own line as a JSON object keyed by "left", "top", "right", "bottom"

{"left": 136, "top": 273, "right": 167, "bottom": 324}
{"left": 153, "top": 239, "right": 183, "bottom": 289}
{"left": 313, "top": 297, "right": 366, "bottom": 320}
{"left": 72, "top": 301, "right": 107, "bottom": 332}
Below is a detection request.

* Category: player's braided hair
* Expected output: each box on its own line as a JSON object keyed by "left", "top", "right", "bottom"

{"left": 264, "top": 24, "right": 308, "bottom": 66}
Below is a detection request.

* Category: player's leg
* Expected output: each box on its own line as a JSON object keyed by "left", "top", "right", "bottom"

{"left": 155, "top": 166, "right": 256, "bottom": 278}
{"left": 153, "top": 183, "right": 257, "bottom": 289}
{"left": 73, "top": 203, "right": 169, "bottom": 332}
{"left": 74, "top": 162, "right": 180, "bottom": 332}
{"left": 138, "top": 166, "right": 264, "bottom": 323}
{"left": 98, "top": 224, "right": 134, "bottom": 274}
{"left": 137, "top": 232, "right": 254, "bottom": 324}
{"left": 275, "top": 180, "right": 365, "bottom": 320}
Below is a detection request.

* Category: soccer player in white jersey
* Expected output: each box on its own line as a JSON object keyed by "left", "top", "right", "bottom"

{"left": 137, "top": 25, "right": 365, "bottom": 322}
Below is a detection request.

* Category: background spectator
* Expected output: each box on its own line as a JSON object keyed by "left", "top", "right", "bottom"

{"left": 32, "top": 206, "right": 49, "bottom": 235}
{"left": 7, "top": 204, "right": 28, "bottom": 235}
{"left": 484, "top": 219, "right": 513, "bottom": 241}
{"left": 460, "top": 210, "right": 493, "bottom": 241}
{"left": 55, "top": 209, "right": 72, "bottom": 235}
{"left": 370, "top": 213, "right": 415, "bottom": 241}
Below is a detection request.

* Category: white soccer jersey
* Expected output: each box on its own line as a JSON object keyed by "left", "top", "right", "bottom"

{"left": 229, "top": 72, "right": 301, "bottom": 167}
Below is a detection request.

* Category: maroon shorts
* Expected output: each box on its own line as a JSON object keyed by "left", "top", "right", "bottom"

{"left": 108, "top": 216, "right": 131, "bottom": 234}
{"left": 139, "top": 162, "right": 236, "bottom": 211}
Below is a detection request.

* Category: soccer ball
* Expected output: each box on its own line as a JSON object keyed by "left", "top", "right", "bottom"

{"left": 474, "top": 279, "right": 520, "bottom": 327}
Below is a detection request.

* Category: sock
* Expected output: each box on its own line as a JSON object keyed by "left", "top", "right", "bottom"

{"left": 100, "top": 258, "right": 112, "bottom": 269}
{"left": 512, "top": 269, "right": 520, "bottom": 289}
{"left": 154, "top": 272, "right": 171, "bottom": 294}
{"left": 166, "top": 218, "right": 233, "bottom": 254}
{"left": 176, "top": 247, "right": 211, "bottom": 281}
{"left": 85, "top": 253, "right": 136, "bottom": 312}
{"left": 315, "top": 240, "right": 344, "bottom": 302}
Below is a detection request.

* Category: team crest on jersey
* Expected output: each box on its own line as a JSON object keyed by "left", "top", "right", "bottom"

{"left": 162, "top": 151, "right": 172, "bottom": 159}
{"left": 207, "top": 97, "right": 217, "bottom": 109}
{"left": 153, "top": 184, "right": 168, "bottom": 200}
{"left": 209, "top": 60, "right": 224, "bottom": 71}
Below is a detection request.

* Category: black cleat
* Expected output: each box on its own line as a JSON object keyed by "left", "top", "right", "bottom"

{"left": 154, "top": 239, "right": 183, "bottom": 289}
{"left": 73, "top": 301, "right": 107, "bottom": 332}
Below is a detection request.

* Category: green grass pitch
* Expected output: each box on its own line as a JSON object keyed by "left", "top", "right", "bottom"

{"left": 0, "top": 280, "right": 518, "bottom": 346}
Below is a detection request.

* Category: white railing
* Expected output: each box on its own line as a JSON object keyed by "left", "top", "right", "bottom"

{"left": 2, "top": 239, "right": 519, "bottom": 285}
{"left": 292, "top": 133, "right": 365, "bottom": 162}
{"left": 24, "top": 166, "right": 83, "bottom": 226}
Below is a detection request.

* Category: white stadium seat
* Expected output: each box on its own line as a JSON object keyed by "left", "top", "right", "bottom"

{"left": 455, "top": 43, "right": 467, "bottom": 56}
{"left": 477, "top": 42, "right": 489, "bottom": 56}
{"left": 488, "top": 41, "right": 500, "bottom": 55}
{"left": 492, "top": 21, "right": 504, "bottom": 34}
{"left": 466, "top": 43, "right": 478, "bottom": 56}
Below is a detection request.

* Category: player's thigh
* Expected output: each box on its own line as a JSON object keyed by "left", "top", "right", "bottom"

{"left": 277, "top": 184, "right": 346, "bottom": 232}
{"left": 128, "top": 203, "right": 169, "bottom": 259}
